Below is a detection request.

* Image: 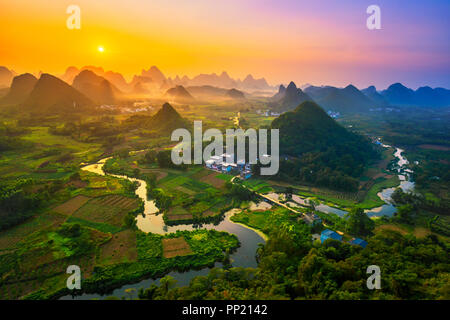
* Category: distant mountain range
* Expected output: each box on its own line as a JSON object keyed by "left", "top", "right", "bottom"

{"left": 185, "top": 85, "right": 245, "bottom": 100}
{"left": 361, "top": 85, "right": 388, "bottom": 106}
{"left": 169, "top": 71, "right": 272, "bottom": 91}
{"left": 304, "top": 84, "right": 377, "bottom": 113}
{"left": 1, "top": 64, "right": 449, "bottom": 112}
{"left": 271, "top": 82, "right": 450, "bottom": 114}
{"left": 59, "top": 66, "right": 273, "bottom": 93}
{"left": 379, "top": 83, "right": 450, "bottom": 108}
{"left": 270, "top": 82, "right": 312, "bottom": 112}
{"left": 61, "top": 66, "right": 129, "bottom": 92}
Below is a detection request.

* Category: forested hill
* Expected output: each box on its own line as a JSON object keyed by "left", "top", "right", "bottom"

{"left": 271, "top": 101, "right": 377, "bottom": 191}
{"left": 123, "top": 102, "right": 189, "bottom": 134}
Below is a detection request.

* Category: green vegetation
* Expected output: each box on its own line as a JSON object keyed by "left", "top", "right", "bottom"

{"left": 142, "top": 223, "right": 449, "bottom": 299}
{"left": 77, "top": 229, "right": 239, "bottom": 296}
{"left": 345, "top": 207, "right": 375, "bottom": 237}
{"left": 360, "top": 175, "right": 399, "bottom": 208}
{"left": 242, "top": 178, "right": 274, "bottom": 194}
{"left": 271, "top": 101, "right": 379, "bottom": 192}
{"left": 0, "top": 93, "right": 449, "bottom": 302}
{"left": 66, "top": 216, "right": 122, "bottom": 234}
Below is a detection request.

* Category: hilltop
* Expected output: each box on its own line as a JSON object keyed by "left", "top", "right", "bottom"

{"left": 380, "top": 83, "right": 450, "bottom": 108}
{"left": 304, "top": 84, "right": 378, "bottom": 113}
{"left": 0, "top": 73, "right": 37, "bottom": 105}
{"left": 270, "top": 81, "right": 313, "bottom": 112}
{"left": 72, "top": 70, "right": 121, "bottom": 105}
{"left": 23, "top": 74, "right": 92, "bottom": 113}
{"left": 0, "top": 66, "right": 16, "bottom": 88}
{"left": 165, "top": 85, "right": 195, "bottom": 103}
{"left": 271, "top": 101, "right": 377, "bottom": 191}
{"left": 123, "top": 102, "right": 189, "bottom": 133}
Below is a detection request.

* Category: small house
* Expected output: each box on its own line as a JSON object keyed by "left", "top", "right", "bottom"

{"left": 237, "top": 159, "right": 246, "bottom": 168}
{"left": 349, "top": 238, "right": 368, "bottom": 248}
{"left": 222, "top": 163, "right": 232, "bottom": 172}
{"left": 320, "top": 229, "right": 343, "bottom": 243}
{"left": 205, "top": 159, "right": 215, "bottom": 168}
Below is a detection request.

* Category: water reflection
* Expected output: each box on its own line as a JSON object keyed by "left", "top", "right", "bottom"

{"left": 65, "top": 160, "right": 265, "bottom": 300}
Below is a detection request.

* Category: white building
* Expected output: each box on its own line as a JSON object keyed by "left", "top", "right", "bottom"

{"left": 205, "top": 159, "right": 215, "bottom": 168}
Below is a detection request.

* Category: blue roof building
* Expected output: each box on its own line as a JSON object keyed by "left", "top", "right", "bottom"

{"left": 349, "top": 238, "right": 368, "bottom": 248}
{"left": 320, "top": 229, "right": 343, "bottom": 243}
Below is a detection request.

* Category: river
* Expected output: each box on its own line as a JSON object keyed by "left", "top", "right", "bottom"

{"left": 61, "top": 158, "right": 265, "bottom": 300}
{"left": 63, "top": 143, "right": 412, "bottom": 299}
{"left": 288, "top": 145, "right": 415, "bottom": 218}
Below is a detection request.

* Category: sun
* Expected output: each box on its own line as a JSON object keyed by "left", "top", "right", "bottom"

{"left": 98, "top": 46, "right": 104, "bottom": 53}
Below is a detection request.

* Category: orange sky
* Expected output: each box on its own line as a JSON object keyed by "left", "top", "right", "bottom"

{"left": 1, "top": 0, "right": 449, "bottom": 89}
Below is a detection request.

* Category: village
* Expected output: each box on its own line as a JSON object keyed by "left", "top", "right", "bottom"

{"left": 204, "top": 152, "right": 253, "bottom": 179}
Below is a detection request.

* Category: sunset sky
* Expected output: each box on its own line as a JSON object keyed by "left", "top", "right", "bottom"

{"left": 1, "top": 0, "right": 449, "bottom": 89}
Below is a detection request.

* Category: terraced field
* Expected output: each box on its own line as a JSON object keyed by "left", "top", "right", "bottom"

{"left": 0, "top": 212, "right": 66, "bottom": 250}
{"left": 98, "top": 230, "right": 138, "bottom": 265}
{"left": 162, "top": 237, "right": 193, "bottom": 258}
{"left": 53, "top": 195, "right": 91, "bottom": 216}
{"left": 71, "top": 195, "right": 141, "bottom": 227}
{"left": 191, "top": 169, "right": 227, "bottom": 188}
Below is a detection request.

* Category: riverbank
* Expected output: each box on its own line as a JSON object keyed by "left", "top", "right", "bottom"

{"left": 226, "top": 209, "right": 269, "bottom": 242}
{"left": 67, "top": 157, "right": 266, "bottom": 300}
{"left": 250, "top": 145, "right": 415, "bottom": 219}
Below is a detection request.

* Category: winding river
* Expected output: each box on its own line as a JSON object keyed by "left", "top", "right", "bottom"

{"left": 61, "top": 158, "right": 265, "bottom": 300}
{"left": 289, "top": 145, "right": 415, "bottom": 218}
{"left": 364, "top": 146, "right": 415, "bottom": 217}
{"left": 62, "top": 143, "right": 412, "bottom": 299}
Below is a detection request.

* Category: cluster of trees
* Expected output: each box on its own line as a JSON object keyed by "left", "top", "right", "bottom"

{"left": 54, "top": 223, "right": 100, "bottom": 257}
{"left": 140, "top": 219, "right": 449, "bottom": 300}
{"left": 0, "top": 179, "right": 44, "bottom": 230}
{"left": 269, "top": 101, "right": 378, "bottom": 192}
{"left": 225, "top": 181, "right": 255, "bottom": 203}
{"left": 0, "top": 135, "right": 23, "bottom": 152}
{"left": 276, "top": 155, "right": 361, "bottom": 191}
{"left": 381, "top": 110, "right": 450, "bottom": 147}
{"left": 140, "top": 149, "right": 188, "bottom": 171}
{"left": 345, "top": 207, "right": 375, "bottom": 237}
{"left": 414, "top": 158, "right": 450, "bottom": 187}
{"left": 149, "top": 188, "right": 173, "bottom": 211}
{"left": 392, "top": 188, "right": 450, "bottom": 216}
{"left": 0, "top": 122, "right": 30, "bottom": 152}
{"left": 48, "top": 118, "right": 124, "bottom": 147}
